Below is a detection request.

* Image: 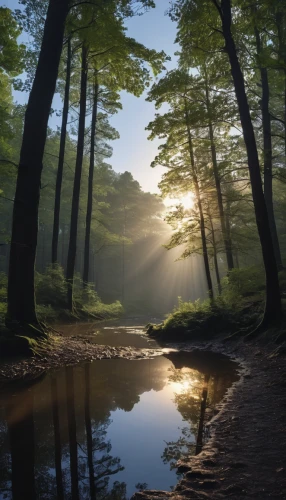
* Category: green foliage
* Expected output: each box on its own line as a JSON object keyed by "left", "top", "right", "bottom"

{"left": 0, "top": 273, "right": 7, "bottom": 303}
{"left": 220, "top": 267, "right": 265, "bottom": 302}
{"left": 0, "top": 266, "right": 123, "bottom": 329}
{"left": 35, "top": 264, "right": 67, "bottom": 307}
{"left": 0, "top": 7, "right": 26, "bottom": 75}
{"left": 150, "top": 267, "right": 266, "bottom": 340}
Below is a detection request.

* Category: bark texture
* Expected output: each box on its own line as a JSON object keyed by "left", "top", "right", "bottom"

{"left": 7, "top": 0, "right": 69, "bottom": 326}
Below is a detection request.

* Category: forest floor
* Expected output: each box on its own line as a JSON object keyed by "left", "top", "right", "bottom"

{"left": 132, "top": 334, "right": 286, "bottom": 500}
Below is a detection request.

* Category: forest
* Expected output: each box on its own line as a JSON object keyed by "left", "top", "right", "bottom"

{"left": 0, "top": 0, "right": 286, "bottom": 499}
{"left": 1, "top": 0, "right": 286, "bottom": 340}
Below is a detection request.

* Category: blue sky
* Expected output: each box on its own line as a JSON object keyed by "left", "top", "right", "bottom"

{"left": 3, "top": 0, "right": 179, "bottom": 193}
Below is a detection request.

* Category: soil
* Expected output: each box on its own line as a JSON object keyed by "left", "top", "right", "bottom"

{"left": 0, "top": 326, "right": 286, "bottom": 499}
{"left": 132, "top": 336, "right": 286, "bottom": 500}
{"left": 0, "top": 333, "right": 164, "bottom": 386}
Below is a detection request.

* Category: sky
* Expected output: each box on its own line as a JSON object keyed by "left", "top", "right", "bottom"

{"left": 3, "top": 0, "right": 179, "bottom": 193}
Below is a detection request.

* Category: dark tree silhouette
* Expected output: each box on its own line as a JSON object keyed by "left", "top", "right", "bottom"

{"left": 6, "top": 0, "right": 70, "bottom": 330}
{"left": 52, "top": 38, "right": 72, "bottom": 265}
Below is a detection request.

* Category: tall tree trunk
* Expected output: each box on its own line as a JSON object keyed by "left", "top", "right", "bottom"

{"left": 275, "top": 11, "right": 286, "bottom": 156}
{"left": 6, "top": 0, "right": 69, "bottom": 328}
{"left": 52, "top": 38, "right": 72, "bottom": 264}
{"left": 254, "top": 26, "right": 283, "bottom": 270}
{"left": 185, "top": 106, "right": 214, "bottom": 300}
{"left": 66, "top": 366, "right": 79, "bottom": 500}
{"left": 208, "top": 204, "right": 221, "bottom": 294}
{"left": 83, "top": 82, "right": 99, "bottom": 286}
{"left": 6, "top": 389, "right": 36, "bottom": 500}
{"left": 218, "top": 0, "right": 282, "bottom": 326}
{"left": 66, "top": 44, "right": 88, "bottom": 310}
{"left": 204, "top": 77, "right": 234, "bottom": 271}
{"left": 51, "top": 374, "right": 64, "bottom": 499}
{"left": 84, "top": 364, "right": 96, "bottom": 499}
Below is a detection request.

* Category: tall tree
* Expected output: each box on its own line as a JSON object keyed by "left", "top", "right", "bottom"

{"left": 171, "top": 0, "right": 282, "bottom": 327}
{"left": 6, "top": 0, "right": 70, "bottom": 331}
{"left": 52, "top": 38, "right": 72, "bottom": 264}
{"left": 66, "top": 42, "right": 88, "bottom": 310}
{"left": 216, "top": 0, "right": 282, "bottom": 326}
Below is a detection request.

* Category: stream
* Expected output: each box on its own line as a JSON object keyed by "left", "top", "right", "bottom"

{"left": 0, "top": 321, "right": 239, "bottom": 499}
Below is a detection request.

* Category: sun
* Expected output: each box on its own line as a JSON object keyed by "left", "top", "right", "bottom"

{"left": 164, "top": 192, "right": 195, "bottom": 211}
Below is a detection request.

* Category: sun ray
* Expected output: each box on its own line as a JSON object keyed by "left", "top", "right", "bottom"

{"left": 164, "top": 192, "right": 195, "bottom": 211}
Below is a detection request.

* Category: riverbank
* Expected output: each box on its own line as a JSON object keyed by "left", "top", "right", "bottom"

{"left": 0, "top": 331, "right": 166, "bottom": 385}
{"left": 132, "top": 335, "right": 286, "bottom": 499}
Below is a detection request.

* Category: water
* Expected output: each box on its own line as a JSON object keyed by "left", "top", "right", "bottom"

{"left": 0, "top": 323, "right": 239, "bottom": 500}
{"left": 59, "top": 319, "right": 159, "bottom": 348}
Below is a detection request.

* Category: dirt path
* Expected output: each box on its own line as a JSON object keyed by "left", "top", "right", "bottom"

{"left": 132, "top": 338, "right": 286, "bottom": 499}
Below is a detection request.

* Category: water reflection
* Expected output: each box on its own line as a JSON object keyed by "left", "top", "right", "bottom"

{"left": 0, "top": 350, "right": 238, "bottom": 499}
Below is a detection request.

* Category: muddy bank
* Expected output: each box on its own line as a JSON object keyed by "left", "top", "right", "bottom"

{"left": 0, "top": 333, "right": 165, "bottom": 385}
{"left": 132, "top": 339, "right": 286, "bottom": 499}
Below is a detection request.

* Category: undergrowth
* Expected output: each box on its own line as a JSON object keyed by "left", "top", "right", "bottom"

{"left": 147, "top": 266, "right": 284, "bottom": 341}
{"left": 0, "top": 265, "right": 123, "bottom": 329}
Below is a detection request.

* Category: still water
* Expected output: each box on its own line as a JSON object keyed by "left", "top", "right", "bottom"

{"left": 0, "top": 323, "right": 239, "bottom": 500}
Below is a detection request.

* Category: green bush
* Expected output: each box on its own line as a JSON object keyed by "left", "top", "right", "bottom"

{"left": 223, "top": 266, "right": 264, "bottom": 298}
{"left": 35, "top": 264, "right": 67, "bottom": 307}
{"left": 149, "top": 267, "right": 266, "bottom": 340}
{"left": 83, "top": 300, "right": 124, "bottom": 318}
{"left": 0, "top": 273, "right": 7, "bottom": 303}
{"left": 0, "top": 265, "right": 123, "bottom": 327}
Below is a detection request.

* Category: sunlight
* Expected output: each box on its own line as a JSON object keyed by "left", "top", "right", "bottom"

{"left": 169, "top": 377, "right": 200, "bottom": 396}
{"left": 164, "top": 192, "right": 195, "bottom": 211}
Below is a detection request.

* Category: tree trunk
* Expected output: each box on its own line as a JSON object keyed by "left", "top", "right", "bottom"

{"left": 204, "top": 78, "right": 234, "bottom": 271}
{"left": 52, "top": 38, "right": 72, "bottom": 264}
{"left": 275, "top": 11, "right": 286, "bottom": 156}
{"left": 185, "top": 106, "right": 214, "bottom": 300}
{"left": 66, "top": 43, "right": 88, "bottom": 310}
{"left": 254, "top": 26, "right": 283, "bottom": 270}
{"left": 208, "top": 205, "right": 221, "bottom": 294}
{"left": 83, "top": 82, "right": 99, "bottom": 286}
{"left": 219, "top": 0, "right": 281, "bottom": 326}
{"left": 6, "top": 0, "right": 69, "bottom": 327}
{"left": 66, "top": 366, "right": 79, "bottom": 500}
{"left": 84, "top": 364, "right": 96, "bottom": 499}
{"left": 6, "top": 389, "right": 36, "bottom": 500}
{"left": 51, "top": 374, "right": 64, "bottom": 499}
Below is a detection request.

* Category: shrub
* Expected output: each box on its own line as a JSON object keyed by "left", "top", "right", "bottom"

{"left": 35, "top": 264, "right": 67, "bottom": 307}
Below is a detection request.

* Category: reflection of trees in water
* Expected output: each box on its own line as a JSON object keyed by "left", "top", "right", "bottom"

{"left": 81, "top": 364, "right": 126, "bottom": 499}
{"left": 51, "top": 374, "right": 64, "bottom": 499}
{"left": 0, "top": 353, "right": 238, "bottom": 499}
{"left": 0, "top": 366, "right": 127, "bottom": 500}
{"left": 162, "top": 365, "right": 231, "bottom": 468}
{"left": 4, "top": 387, "right": 36, "bottom": 499}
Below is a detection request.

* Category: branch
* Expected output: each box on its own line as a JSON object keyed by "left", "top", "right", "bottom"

{"left": 270, "top": 113, "right": 285, "bottom": 126}
{"left": 0, "top": 159, "right": 18, "bottom": 168}
{"left": 210, "top": 0, "right": 223, "bottom": 19}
